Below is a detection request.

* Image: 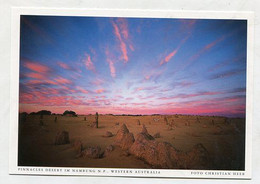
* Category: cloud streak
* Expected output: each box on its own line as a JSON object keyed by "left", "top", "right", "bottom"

{"left": 105, "top": 48, "right": 116, "bottom": 78}
{"left": 209, "top": 69, "right": 245, "bottom": 80}
{"left": 83, "top": 53, "right": 96, "bottom": 72}
{"left": 23, "top": 61, "right": 51, "bottom": 73}
{"left": 57, "top": 61, "right": 70, "bottom": 70}
{"left": 111, "top": 18, "right": 133, "bottom": 63}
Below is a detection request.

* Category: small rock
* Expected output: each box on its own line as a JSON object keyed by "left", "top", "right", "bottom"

{"left": 72, "top": 140, "right": 83, "bottom": 154}
{"left": 103, "top": 131, "right": 113, "bottom": 137}
{"left": 167, "top": 126, "right": 173, "bottom": 130}
{"left": 104, "top": 145, "right": 114, "bottom": 157}
{"left": 120, "top": 150, "right": 130, "bottom": 157}
{"left": 81, "top": 146, "right": 102, "bottom": 159}
{"left": 91, "top": 121, "right": 98, "bottom": 128}
{"left": 54, "top": 131, "right": 70, "bottom": 145}
{"left": 137, "top": 120, "right": 141, "bottom": 125}
{"left": 154, "top": 132, "right": 161, "bottom": 138}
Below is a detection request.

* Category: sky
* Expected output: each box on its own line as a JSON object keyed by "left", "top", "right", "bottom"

{"left": 19, "top": 15, "right": 247, "bottom": 117}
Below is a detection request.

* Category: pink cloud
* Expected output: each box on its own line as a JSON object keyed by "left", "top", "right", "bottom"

{"left": 23, "top": 61, "right": 51, "bottom": 73}
{"left": 25, "top": 72, "right": 46, "bottom": 80}
{"left": 158, "top": 91, "right": 222, "bottom": 101}
{"left": 91, "top": 78, "right": 105, "bottom": 85}
{"left": 105, "top": 48, "right": 116, "bottom": 78}
{"left": 112, "top": 20, "right": 128, "bottom": 63}
{"left": 179, "top": 20, "right": 197, "bottom": 31}
{"left": 26, "top": 79, "right": 58, "bottom": 86}
{"left": 144, "top": 75, "right": 150, "bottom": 80}
{"left": 160, "top": 49, "right": 178, "bottom": 65}
{"left": 143, "top": 68, "right": 165, "bottom": 82}
{"left": 95, "top": 89, "right": 105, "bottom": 94}
{"left": 76, "top": 86, "right": 89, "bottom": 94}
{"left": 54, "top": 77, "right": 72, "bottom": 85}
{"left": 70, "top": 72, "right": 82, "bottom": 80}
{"left": 132, "top": 87, "right": 143, "bottom": 93}
{"left": 187, "top": 35, "right": 226, "bottom": 66}
{"left": 108, "top": 60, "right": 116, "bottom": 78}
{"left": 57, "top": 61, "right": 70, "bottom": 70}
{"left": 160, "top": 34, "right": 191, "bottom": 66}
{"left": 117, "top": 18, "right": 129, "bottom": 39}
{"left": 125, "top": 97, "right": 134, "bottom": 100}
{"left": 83, "top": 53, "right": 96, "bottom": 72}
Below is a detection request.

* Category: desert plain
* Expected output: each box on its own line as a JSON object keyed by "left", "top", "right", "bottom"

{"left": 18, "top": 113, "right": 245, "bottom": 170}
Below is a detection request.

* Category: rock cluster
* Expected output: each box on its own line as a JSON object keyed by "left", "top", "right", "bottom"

{"left": 114, "top": 124, "right": 210, "bottom": 169}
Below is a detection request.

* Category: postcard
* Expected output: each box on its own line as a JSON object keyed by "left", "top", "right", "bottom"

{"left": 9, "top": 7, "right": 254, "bottom": 179}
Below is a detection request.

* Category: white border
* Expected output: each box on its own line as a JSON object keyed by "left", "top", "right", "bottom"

{"left": 9, "top": 7, "right": 254, "bottom": 179}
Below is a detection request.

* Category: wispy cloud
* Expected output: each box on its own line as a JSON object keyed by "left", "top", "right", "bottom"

{"left": 111, "top": 18, "right": 133, "bottom": 63}
{"left": 54, "top": 76, "right": 72, "bottom": 85}
{"left": 91, "top": 78, "right": 105, "bottom": 86}
{"left": 188, "top": 36, "right": 226, "bottom": 66}
{"left": 143, "top": 68, "right": 165, "bottom": 82}
{"left": 209, "top": 69, "right": 245, "bottom": 80}
{"left": 160, "top": 34, "right": 191, "bottom": 66}
{"left": 83, "top": 53, "right": 96, "bottom": 72}
{"left": 105, "top": 48, "right": 116, "bottom": 78}
{"left": 95, "top": 89, "right": 105, "bottom": 94}
{"left": 25, "top": 79, "right": 58, "bottom": 86}
{"left": 158, "top": 91, "right": 222, "bottom": 100}
{"left": 57, "top": 61, "right": 70, "bottom": 70}
{"left": 228, "top": 87, "right": 246, "bottom": 93}
{"left": 76, "top": 86, "right": 89, "bottom": 94}
{"left": 160, "top": 49, "right": 178, "bottom": 65}
{"left": 23, "top": 61, "right": 51, "bottom": 73}
{"left": 170, "top": 81, "right": 195, "bottom": 89}
{"left": 25, "top": 72, "right": 46, "bottom": 80}
{"left": 208, "top": 53, "right": 246, "bottom": 72}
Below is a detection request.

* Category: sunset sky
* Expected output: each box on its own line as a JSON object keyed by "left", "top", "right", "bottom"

{"left": 19, "top": 16, "right": 247, "bottom": 117}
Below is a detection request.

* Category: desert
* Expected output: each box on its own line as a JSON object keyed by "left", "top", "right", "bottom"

{"left": 18, "top": 112, "right": 245, "bottom": 170}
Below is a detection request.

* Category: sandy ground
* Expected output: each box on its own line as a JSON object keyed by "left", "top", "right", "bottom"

{"left": 18, "top": 114, "right": 245, "bottom": 170}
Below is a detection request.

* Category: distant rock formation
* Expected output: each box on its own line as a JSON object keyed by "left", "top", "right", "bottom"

{"left": 95, "top": 112, "right": 99, "bottom": 128}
